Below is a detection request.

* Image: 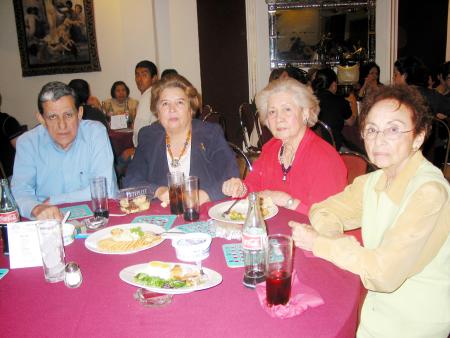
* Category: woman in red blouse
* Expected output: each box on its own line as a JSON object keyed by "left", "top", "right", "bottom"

{"left": 222, "top": 78, "right": 347, "bottom": 214}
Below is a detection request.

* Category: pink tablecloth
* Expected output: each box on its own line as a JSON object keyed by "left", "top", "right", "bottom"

{"left": 0, "top": 201, "right": 361, "bottom": 338}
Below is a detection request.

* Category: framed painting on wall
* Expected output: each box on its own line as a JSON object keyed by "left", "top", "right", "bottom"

{"left": 13, "top": 0, "right": 101, "bottom": 77}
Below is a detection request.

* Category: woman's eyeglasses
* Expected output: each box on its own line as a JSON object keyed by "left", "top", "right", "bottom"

{"left": 362, "top": 126, "right": 413, "bottom": 140}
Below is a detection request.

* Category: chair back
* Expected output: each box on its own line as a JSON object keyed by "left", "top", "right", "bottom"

{"left": 313, "top": 120, "right": 336, "bottom": 149}
{"left": 228, "top": 142, "right": 253, "bottom": 179}
{"left": 238, "top": 103, "right": 258, "bottom": 151}
{"left": 340, "top": 150, "right": 377, "bottom": 184}
{"left": 202, "top": 110, "right": 227, "bottom": 136}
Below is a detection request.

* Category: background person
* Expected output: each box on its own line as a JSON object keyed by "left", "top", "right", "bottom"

{"left": 68, "top": 79, "right": 108, "bottom": 129}
{"left": 102, "top": 81, "right": 138, "bottom": 124}
{"left": 133, "top": 60, "right": 158, "bottom": 147}
{"left": 0, "top": 93, "right": 27, "bottom": 179}
{"left": 312, "top": 67, "right": 355, "bottom": 150}
{"left": 222, "top": 78, "right": 347, "bottom": 214}
{"left": 123, "top": 74, "right": 238, "bottom": 205}
{"left": 290, "top": 85, "right": 450, "bottom": 337}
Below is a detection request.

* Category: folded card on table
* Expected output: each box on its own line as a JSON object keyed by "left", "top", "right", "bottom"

{"left": 7, "top": 221, "right": 43, "bottom": 269}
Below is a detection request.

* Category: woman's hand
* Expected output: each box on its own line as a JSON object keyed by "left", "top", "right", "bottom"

{"left": 288, "top": 221, "right": 318, "bottom": 251}
{"left": 259, "top": 190, "right": 299, "bottom": 209}
{"left": 222, "top": 178, "right": 247, "bottom": 198}
{"left": 155, "top": 186, "right": 169, "bottom": 205}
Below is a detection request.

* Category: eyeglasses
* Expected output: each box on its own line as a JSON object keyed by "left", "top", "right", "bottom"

{"left": 362, "top": 126, "right": 413, "bottom": 140}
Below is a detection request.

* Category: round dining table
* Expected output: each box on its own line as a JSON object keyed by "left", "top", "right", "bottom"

{"left": 0, "top": 199, "right": 361, "bottom": 338}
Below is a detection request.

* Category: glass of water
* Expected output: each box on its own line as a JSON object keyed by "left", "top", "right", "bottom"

{"left": 36, "top": 220, "right": 66, "bottom": 283}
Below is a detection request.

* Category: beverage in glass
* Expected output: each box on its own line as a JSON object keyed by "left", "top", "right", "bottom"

{"left": 90, "top": 177, "right": 109, "bottom": 225}
{"left": 167, "top": 172, "right": 184, "bottom": 215}
{"left": 36, "top": 220, "right": 66, "bottom": 283}
{"left": 182, "top": 176, "right": 200, "bottom": 221}
{"left": 265, "top": 234, "right": 293, "bottom": 306}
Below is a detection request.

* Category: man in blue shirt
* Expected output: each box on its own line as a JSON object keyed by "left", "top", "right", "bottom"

{"left": 12, "top": 81, "right": 117, "bottom": 219}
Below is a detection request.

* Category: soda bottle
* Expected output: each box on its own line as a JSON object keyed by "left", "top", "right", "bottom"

{"left": 242, "top": 192, "right": 267, "bottom": 288}
{"left": 0, "top": 179, "right": 20, "bottom": 255}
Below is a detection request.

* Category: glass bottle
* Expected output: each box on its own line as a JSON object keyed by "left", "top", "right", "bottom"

{"left": 242, "top": 192, "right": 267, "bottom": 288}
{"left": 0, "top": 179, "right": 20, "bottom": 255}
{"left": 124, "top": 99, "right": 131, "bottom": 128}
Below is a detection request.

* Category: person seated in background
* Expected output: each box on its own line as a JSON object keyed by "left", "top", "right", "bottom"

{"left": 68, "top": 79, "right": 108, "bottom": 129}
{"left": 161, "top": 68, "right": 178, "bottom": 79}
{"left": 393, "top": 56, "right": 450, "bottom": 118}
{"left": 102, "top": 81, "right": 138, "bottom": 125}
{"left": 312, "top": 67, "right": 355, "bottom": 150}
{"left": 435, "top": 61, "right": 450, "bottom": 97}
{"left": 123, "top": 74, "right": 239, "bottom": 205}
{"left": 0, "top": 93, "right": 27, "bottom": 179}
{"left": 133, "top": 60, "right": 159, "bottom": 147}
{"left": 222, "top": 78, "right": 347, "bottom": 215}
{"left": 12, "top": 81, "right": 117, "bottom": 220}
{"left": 290, "top": 85, "right": 450, "bottom": 337}
{"left": 357, "top": 62, "right": 383, "bottom": 100}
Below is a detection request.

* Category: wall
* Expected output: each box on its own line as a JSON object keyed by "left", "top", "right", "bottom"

{"left": 0, "top": 0, "right": 200, "bottom": 128}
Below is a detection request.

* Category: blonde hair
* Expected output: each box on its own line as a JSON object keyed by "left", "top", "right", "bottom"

{"left": 255, "top": 78, "right": 320, "bottom": 127}
{"left": 150, "top": 74, "right": 201, "bottom": 116}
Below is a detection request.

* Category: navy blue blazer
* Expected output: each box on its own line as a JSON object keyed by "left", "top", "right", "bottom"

{"left": 123, "top": 119, "right": 239, "bottom": 201}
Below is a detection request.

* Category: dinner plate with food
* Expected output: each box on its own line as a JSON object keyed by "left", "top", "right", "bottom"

{"left": 208, "top": 197, "right": 278, "bottom": 224}
{"left": 119, "top": 261, "right": 222, "bottom": 294}
{"left": 85, "top": 223, "right": 164, "bottom": 254}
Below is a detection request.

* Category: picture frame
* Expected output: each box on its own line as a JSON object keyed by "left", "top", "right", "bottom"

{"left": 266, "top": 0, "right": 376, "bottom": 68}
{"left": 13, "top": 0, "right": 101, "bottom": 77}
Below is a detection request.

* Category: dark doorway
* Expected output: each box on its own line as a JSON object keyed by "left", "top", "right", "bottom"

{"left": 196, "top": 0, "right": 249, "bottom": 145}
{"left": 398, "top": 0, "right": 448, "bottom": 76}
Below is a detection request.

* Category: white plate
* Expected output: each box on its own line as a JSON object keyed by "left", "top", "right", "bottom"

{"left": 119, "top": 262, "right": 222, "bottom": 294}
{"left": 85, "top": 223, "right": 165, "bottom": 255}
{"left": 208, "top": 199, "right": 278, "bottom": 224}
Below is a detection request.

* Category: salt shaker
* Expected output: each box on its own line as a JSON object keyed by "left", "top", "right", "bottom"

{"left": 64, "top": 262, "right": 83, "bottom": 288}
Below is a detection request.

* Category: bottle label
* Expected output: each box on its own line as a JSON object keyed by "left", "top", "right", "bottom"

{"left": 0, "top": 210, "right": 20, "bottom": 223}
{"left": 242, "top": 233, "right": 264, "bottom": 250}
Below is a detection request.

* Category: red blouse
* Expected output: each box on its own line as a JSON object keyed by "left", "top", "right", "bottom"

{"left": 244, "top": 129, "right": 348, "bottom": 215}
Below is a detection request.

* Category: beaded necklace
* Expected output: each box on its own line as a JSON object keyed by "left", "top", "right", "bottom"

{"left": 166, "top": 129, "right": 191, "bottom": 168}
{"left": 278, "top": 144, "right": 294, "bottom": 182}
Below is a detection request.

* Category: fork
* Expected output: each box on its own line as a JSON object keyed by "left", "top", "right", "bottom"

{"left": 221, "top": 199, "right": 240, "bottom": 218}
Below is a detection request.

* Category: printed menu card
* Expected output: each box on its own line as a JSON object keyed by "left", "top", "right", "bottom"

{"left": 7, "top": 221, "right": 43, "bottom": 269}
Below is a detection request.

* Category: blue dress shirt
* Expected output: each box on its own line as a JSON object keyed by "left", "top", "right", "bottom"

{"left": 12, "top": 120, "right": 117, "bottom": 218}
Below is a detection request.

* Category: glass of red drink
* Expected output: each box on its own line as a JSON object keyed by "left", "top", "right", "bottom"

{"left": 167, "top": 172, "right": 184, "bottom": 215}
{"left": 265, "top": 234, "right": 293, "bottom": 306}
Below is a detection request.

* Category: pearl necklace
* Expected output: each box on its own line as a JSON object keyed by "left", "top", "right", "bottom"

{"left": 166, "top": 130, "right": 191, "bottom": 168}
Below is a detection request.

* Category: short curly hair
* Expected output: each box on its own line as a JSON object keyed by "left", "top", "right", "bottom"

{"left": 255, "top": 77, "right": 320, "bottom": 127}
{"left": 150, "top": 74, "right": 201, "bottom": 117}
{"left": 359, "top": 84, "right": 432, "bottom": 138}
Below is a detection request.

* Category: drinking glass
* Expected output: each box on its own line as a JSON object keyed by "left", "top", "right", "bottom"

{"left": 89, "top": 176, "right": 109, "bottom": 228}
{"left": 167, "top": 172, "right": 184, "bottom": 215}
{"left": 265, "top": 234, "right": 293, "bottom": 306}
{"left": 36, "top": 220, "right": 66, "bottom": 283}
{"left": 182, "top": 176, "right": 200, "bottom": 221}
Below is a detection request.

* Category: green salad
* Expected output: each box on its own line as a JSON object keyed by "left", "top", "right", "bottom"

{"left": 134, "top": 272, "right": 187, "bottom": 289}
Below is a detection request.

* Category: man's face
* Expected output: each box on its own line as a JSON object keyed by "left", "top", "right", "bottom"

{"left": 38, "top": 95, "right": 83, "bottom": 150}
{"left": 135, "top": 67, "right": 155, "bottom": 94}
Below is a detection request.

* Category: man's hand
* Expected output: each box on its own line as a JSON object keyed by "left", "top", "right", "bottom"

{"left": 31, "top": 203, "right": 63, "bottom": 220}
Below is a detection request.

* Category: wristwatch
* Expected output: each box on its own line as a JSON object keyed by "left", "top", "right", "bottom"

{"left": 285, "top": 198, "right": 295, "bottom": 209}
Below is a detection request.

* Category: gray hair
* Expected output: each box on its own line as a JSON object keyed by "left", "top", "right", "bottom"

{"left": 37, "top": 81, "right": 80, "bottom": 115}
{"left": 255, "top": 78, "right": 320, "bottom": 127}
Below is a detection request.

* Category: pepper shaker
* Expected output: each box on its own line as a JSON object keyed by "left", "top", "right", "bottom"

{"left": 64, "top": 262, "right": 83, "bottom": 288}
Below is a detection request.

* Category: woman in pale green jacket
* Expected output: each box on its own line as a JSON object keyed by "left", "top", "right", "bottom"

{"left": 290, "top": 85, "right": 450, "bottom": 338}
